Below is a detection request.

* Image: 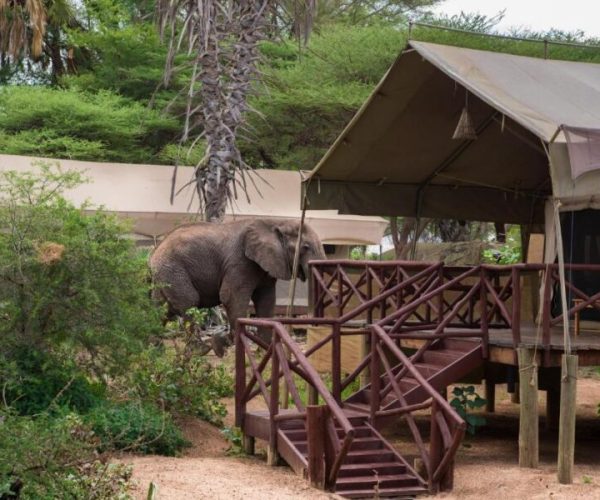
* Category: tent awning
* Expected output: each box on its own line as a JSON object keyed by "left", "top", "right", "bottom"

{"left": 305, "top": 41, "right": 600, "bottom": 223}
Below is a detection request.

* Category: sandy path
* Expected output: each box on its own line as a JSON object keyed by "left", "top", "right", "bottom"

{"left": 123, "top": 375, "right": 600, "bottom": 499}
{"left": 124, "top": 412, "right": 335, "bottom": 500}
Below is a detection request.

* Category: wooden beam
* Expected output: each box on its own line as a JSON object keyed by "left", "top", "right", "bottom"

{"left": 558, "top": 354, "right": 578, "bottom": 484}
{"left": 518, "top": 347, "right": 539, "bottom": 468}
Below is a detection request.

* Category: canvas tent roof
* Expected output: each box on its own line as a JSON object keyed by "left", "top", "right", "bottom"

{"left": 0, "top": 154, "right": 387, "bottom": 245}
{"left": 305, "top": 41, "right": 600, "bottom": 223}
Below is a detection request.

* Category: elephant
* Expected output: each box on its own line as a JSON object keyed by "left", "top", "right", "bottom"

{"left": 149, "top": 218, "right": 326, "bottom": 350}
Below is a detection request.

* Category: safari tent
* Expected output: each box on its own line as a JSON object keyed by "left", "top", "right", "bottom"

{"left": 0, "top": 154, "right": 387, "bottom": 251}
{"left": 304, "top": 41, "right": 600, "bottom": 267}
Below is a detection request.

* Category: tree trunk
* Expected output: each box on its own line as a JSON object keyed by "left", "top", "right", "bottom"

{"left": 389, "top": 217, "right": 431, "bottom": 259}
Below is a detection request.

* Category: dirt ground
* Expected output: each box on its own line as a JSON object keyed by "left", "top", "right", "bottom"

{"left": 123, "top": 373, "right": 600, "bottom": 500}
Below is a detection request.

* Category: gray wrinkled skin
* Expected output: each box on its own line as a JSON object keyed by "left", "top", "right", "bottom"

{"left": 149, "top": 218, "right": 325, "bottom": 341}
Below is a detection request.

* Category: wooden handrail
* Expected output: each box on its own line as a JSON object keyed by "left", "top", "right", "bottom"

{"left": 373, "top": 325, "right": 465, "bottom": 428}
{"left": 238, "top": 317, "right": 355, "bottom": 488}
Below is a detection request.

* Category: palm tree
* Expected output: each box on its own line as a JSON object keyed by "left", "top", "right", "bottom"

{"left": 156, "top": 0, "right": 440, "bottom": 222}
{"left": 0, "top": 0, "right": 77, "bottom": 81}
{"left": 0, "top": 0, "right": 47, "bottom": 59}
{"left": 156, "top": 1, "right": 316, "bottom": 222}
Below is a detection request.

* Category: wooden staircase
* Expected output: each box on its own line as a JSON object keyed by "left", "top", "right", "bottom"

{"left": 236, "top": 316, "right": 485, "bottom": 499}
{"left": 278, "top": 414, "right": 428, "bottom": 498}
{"left": 345, "top": 337, "right": 484, "bottom": 422}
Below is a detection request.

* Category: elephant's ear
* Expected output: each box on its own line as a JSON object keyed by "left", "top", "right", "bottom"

{"left": 244, "top": 220, "right": 292, "bottom": 280}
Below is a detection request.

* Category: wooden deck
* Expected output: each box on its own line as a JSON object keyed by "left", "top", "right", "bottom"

{"left": 395, "top": 325, "right": 600, "bottom": 367}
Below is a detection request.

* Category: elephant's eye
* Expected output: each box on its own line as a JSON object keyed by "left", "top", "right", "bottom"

{"left": 302, "top": 243, "right": 310, "bottom": 251}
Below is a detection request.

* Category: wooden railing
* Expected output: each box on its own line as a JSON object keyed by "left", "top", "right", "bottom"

{"left": 235, "top": 318, "right": 355, "bottom": 489}
{"left": 310, "top": 260, "right": 600, "bottom": 365}
{"left": 370, "top": 324, "right": 466, "bottom": 492}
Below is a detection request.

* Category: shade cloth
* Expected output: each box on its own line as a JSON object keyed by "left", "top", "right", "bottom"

{"left": 0, "top": 154, "right": 387, "bottom": 245}
{"left": 305, "top": 41, "right": 600, "bottom": 223}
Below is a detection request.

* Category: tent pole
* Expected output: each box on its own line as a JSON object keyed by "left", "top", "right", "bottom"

{"left": 282, "top": 178, "right": 309, "bottom": 409}
{"left": 410, "top": 188, "right": 424, "bottom": 260}
{"left": 544, "top": 130, "right": 578, "bottom": 483}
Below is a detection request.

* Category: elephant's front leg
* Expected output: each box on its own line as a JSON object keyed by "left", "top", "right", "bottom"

{"left": 252, "top": 284, "right": 276, "bottom": 343}
{"left": 220, "top": 282, "right": 254, "bottom": 344}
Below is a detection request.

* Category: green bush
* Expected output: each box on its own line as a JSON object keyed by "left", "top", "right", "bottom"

{"left": 0, "top": 410, "right": 132, "bottom": 499}
{"left": 450, "top": 386, "right": 487, "bottom": 435}
{"left": 0, "top": 164, "right": 163, "bottom": 412}
{"left": 123, "top": 345, "right": 233, "bottom": 426}
{"left": 0, "top": 87, "right": 178, "bottom": 163}
{"left": 86, "top": 402, "right": 190, "bottom": 456}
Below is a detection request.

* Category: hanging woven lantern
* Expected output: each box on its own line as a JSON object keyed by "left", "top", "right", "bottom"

{"left": 452, "top": 91, "right": 477, "bottom": 140}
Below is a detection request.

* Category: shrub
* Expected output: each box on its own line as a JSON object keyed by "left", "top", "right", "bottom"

{"left": 0, "top": 87, "right": 178, "bottom": 163}
{"left": 122, "top": 345, "right": 233, "bottom": 426}
{"left": 0, "top": 164, "right": 163, "bottom": 412}
{"left": 86, "top": 402, "right": 190, "bottom": 456}
{"left": 0, "top": 410, "right": 132, "bottom": 499}
{"left": 450, "top": 386, "right": 487, "bottom": 435}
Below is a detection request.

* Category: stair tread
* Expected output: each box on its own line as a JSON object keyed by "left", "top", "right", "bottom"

{"left": 340, "top": 461, "right": 404, "bottom": 471}
{"left": 292, "top": 436, "right": 379, "bottom": 445}
{"left": 337, "top": 473, "right": 417, "bottom": 484}
{"left": 338, "top": 486, "right": 428, "bottom": 498}
{"left": 347, "top": 449, "right": 394, "bottom": 457}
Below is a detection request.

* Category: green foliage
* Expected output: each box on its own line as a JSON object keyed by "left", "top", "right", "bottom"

{"left": 122, "top": 345, "right": 233, "bottom": 426}
{"left": 244, "top": 25, "right": 406, "bottom": 170}
{"left": 482, "top": 225, "right": 522, "bottom": 264}
{"left": 66, "top": 21, "right": 179, "bottom": 104}
{"left": 0, "top": 87, "right": 178, "bottom": 163}
{"left": 221, "top": 426, "right": 244, "bottom": 456}
{"left": 0, "top": 410, "right": 132, "bottom": 499}
{"left": 450, "top": 385, "right": 487, "bottom": 435}
{"left": 4, "top": 349, "right": 106, "bottom": 416}
{"left": 86, "top": 401, "right": 190, "bottom": 456}
{"left": 412, "top": 22, "right": 600, "bottom": 63}
{"left": 0, "top": 165, "right": 160, "bottom": 379}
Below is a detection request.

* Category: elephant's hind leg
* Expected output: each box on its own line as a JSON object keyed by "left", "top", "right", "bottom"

{"left": 158, "top": 271, "right": 201, "bottom": 317}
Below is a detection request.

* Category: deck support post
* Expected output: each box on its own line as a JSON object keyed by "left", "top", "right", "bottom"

{"left": 511, "top": 384, "right": 520, "bottom": 404}
{"left": 546, "top": 387, "right": 561, "bottom": 431}
{"left": 307, "top": 405, "right": 328, "bottom": 489}
{"left": 518, "top": 347, "right": 538, "bottom": 468}
{"left": 485, "top": 378, "right": 495, "bottom": 413}
{"left": 243, "top": 435, "right": 255, "bottom": 455}
{"left": 558, "top": 354, "right": 578, "bottom": 484}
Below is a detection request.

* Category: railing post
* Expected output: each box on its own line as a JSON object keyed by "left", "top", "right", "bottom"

{"left": 307, "top": 405, "right": 328, "bottom": 489}
{"left": 337, "top": 264, "right": 343, "bottom": 316}
{"left": 268, "top": 336, "right": 280, "bottom": 466}
{"left": 511, "top": 266, "right": 521, "bottom": 350}
{"left": 235, "top": 323, "right": 245, "bottom": 429}
{"left": 429, "top": 399, "right": 442, "bottom": 493}
{"left": 479, "top": 268, "right": 489, "bottom": 359}
{"left": 437, "top": 265, "right": 444, "bottom": 326}
{"left": 332, "top": 322, "right": 342, "bottom": 404}
{"left": 366, "top": 265, "right": 373, "bottom": 324}
{"left": 369, "top": 328, "right": 381, "bottom": 425}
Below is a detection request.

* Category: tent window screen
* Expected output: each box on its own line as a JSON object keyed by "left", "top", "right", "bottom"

{"left": 562, "top": 125, "right": 600, "bottom": 180}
